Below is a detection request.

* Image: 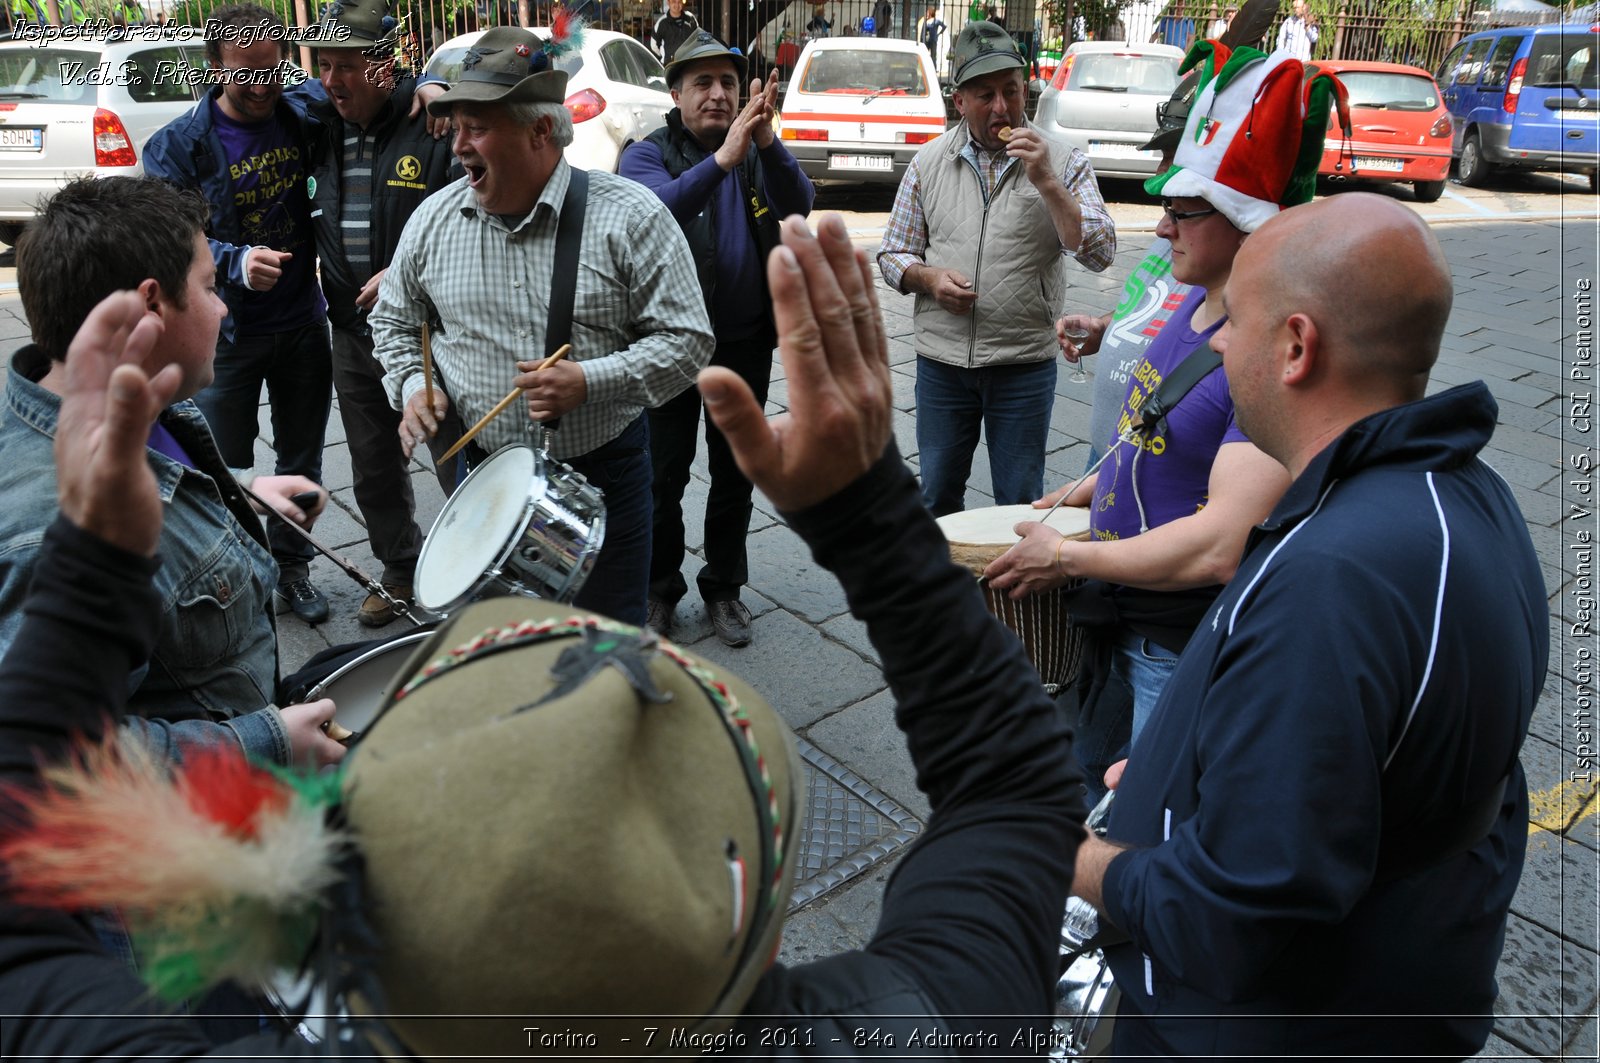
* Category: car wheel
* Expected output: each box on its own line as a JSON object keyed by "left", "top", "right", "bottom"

{"left": 1458, "top": 133, "right": 1491, "bottom": 188}
{"left": 1590, "top": 171, "right": 1598, "bottom": 193}
{"left": 1413, "top": 179, "right": 1445, "bottom": 203}
{"left": 0, "top": 223, "right": 23, "bottom": 247}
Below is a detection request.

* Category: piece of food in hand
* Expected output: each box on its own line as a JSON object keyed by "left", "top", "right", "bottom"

{"left": 998, "top": 125, "right": 1013, "bottom": 142}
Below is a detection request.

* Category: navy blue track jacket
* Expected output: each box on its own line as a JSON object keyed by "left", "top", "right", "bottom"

{"left": 1100, "top": 381, "right": 1548, "bottom": 1059}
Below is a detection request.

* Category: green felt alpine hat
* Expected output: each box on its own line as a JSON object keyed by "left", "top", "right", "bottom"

{"left": 340, "top": 597, "right": 802, "bottom": 1058}
{"left": 949, "top": 20, "right": 1025, "bottom": 87}
{"left": 426, "top": 25, "right": 569, "bottom": 116}
{"left": 308, "top": 0, "right": 399, "bottom": 51}
{"left": 665, "top": 29, "right": 748, "bottom": 88}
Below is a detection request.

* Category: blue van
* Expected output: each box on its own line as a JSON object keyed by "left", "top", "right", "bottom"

{"left": 1436, "top": 23, "right": 1599, "bottom": 189}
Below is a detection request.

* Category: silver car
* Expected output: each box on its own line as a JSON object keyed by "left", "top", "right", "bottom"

{"left": 1035, "top": 41, "right": 1184, "bottom": 180}
{"left": 0, "top": 28, "right": 208, "bottom": 246}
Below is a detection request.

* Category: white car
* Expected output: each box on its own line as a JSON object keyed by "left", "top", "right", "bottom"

{"left": 1034, "top": 41, "right": 1184, "bottom": 180}
{"left": 0, "top": 28, "right": 208, "bottom": 246}
{"left": 777, "top": 36, "right": 948, "bottom": 185}
{"left": 426, "top": 28, "right": 672, "bottom": 174}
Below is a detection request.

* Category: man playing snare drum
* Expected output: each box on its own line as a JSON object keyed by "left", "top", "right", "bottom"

{"left": 1069, "top": 191, "right": 1546, "bottom": 1059}
{"left": 371, "top": 25, "right": 713, "bottom": 627}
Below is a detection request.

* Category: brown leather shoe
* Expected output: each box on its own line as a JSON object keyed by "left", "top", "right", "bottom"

{"left": 358, "top": 584, "right": 412, "bottom": 628}
{"left": 646, "top": 596, "right": 673, "bottom": 634}
{"left": 708, "top": 599, "right": 752, "bottom": 647}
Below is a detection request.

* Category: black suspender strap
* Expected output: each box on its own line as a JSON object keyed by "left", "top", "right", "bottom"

{"left": 546, "top": 167, "right": 589, "bottom": 359}
{"left": 1130, "top": 344, "right": 1224, "bottom": 440}
{"left": 537, "top": 167, "right": 589, "bottom": 435}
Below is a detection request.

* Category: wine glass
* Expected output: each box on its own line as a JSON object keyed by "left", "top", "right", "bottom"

{"left": 1064, "top": 326, "right": 1092, "bottom": 384}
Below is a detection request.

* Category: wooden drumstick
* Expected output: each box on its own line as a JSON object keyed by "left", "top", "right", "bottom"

{"left": 434, "top": 344, "right": 572, "bottom": 467}
{"left": 421, "top": 321, "right": 435, "bottom": 413}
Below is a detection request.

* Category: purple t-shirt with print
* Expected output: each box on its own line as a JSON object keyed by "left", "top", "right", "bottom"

{"left": 1089, "top": 285, "right": 1247, "bottom": 542}
{"left": 211, "top": 99, "right": 325, "bottom": 335}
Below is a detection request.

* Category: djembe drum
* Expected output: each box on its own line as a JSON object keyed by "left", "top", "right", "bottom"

{"left": 936, "top": 504, "right": 1093, "bottom": 694}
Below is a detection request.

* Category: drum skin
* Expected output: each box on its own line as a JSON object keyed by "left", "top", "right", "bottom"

{"left": 936, "top": 504, "right": 1093, "bottom": 692}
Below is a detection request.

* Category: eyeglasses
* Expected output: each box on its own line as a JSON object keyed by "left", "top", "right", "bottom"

{"left": 1159, "top": 198, "right": 1219, "bottom": 226}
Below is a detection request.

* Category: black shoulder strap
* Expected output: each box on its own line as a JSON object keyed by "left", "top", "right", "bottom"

{"left": 1129, "top": 343, "right": 1223, "bottom": 440}
{"left": 546, "top": 167, "right": 589, "bottom": 359}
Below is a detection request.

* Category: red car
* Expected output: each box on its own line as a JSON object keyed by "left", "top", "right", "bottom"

{"left": 1312, "top": 59, "right": 1454, "bottom": 203}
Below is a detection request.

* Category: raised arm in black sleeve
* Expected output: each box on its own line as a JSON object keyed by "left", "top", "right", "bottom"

{"left": 767, "top": 446, "right": 1085, "bottom": 1034}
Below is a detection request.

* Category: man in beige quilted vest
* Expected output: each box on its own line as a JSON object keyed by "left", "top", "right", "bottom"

{"left": 877, "top": 20, "right": 1116, "bottom": 517}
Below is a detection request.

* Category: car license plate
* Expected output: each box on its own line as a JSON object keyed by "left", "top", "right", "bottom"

{"left": 0, "top": 127, "right": 42, "bottom": 151}
{"left": 829, "top": 153, "right": 892, "bottom": 172}
{"left": 1354, "top": 156, "right": 1405, "bottom": 173}
{"left": 1090, "top": 140, "right": 1158, "bottom": 160}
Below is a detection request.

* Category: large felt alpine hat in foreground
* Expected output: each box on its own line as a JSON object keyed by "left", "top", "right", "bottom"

{"left": 1146, "top": 40, "right": 1351, "bottom": 233}
{"left": 1, "top": 597, "right": 803, "bottom": 1059}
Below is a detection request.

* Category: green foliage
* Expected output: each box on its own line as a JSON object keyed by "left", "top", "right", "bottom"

{"left": 1044, "top": 0, "right": 1136, "bottom": 43}
{"left": 168, "top": 0, "right": 298, "bottom": 28}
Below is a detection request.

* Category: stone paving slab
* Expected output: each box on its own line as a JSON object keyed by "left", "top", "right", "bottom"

{"left": 744, "top": 520, "right": 854, "bottom": 626}
{"left": 1493, "top": 914, "right": 1596, "bottom": 1058}
{"left": 806, "top": 688, "right": 931, "bottom": 823}
{"left": 1515, "top": 833, "right": 1599, "bottom": 951}
{"left": 685, "top": 607, "right": 886, "bottom": 732}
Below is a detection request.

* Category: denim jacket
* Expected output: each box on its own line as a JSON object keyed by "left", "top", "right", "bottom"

{"left": 0, "top": 347, "right": 291, "bottom": 764}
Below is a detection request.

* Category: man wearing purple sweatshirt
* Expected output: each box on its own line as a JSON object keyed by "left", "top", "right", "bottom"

{"left": 620, "top": 30, "right": 814, "bottom": 648}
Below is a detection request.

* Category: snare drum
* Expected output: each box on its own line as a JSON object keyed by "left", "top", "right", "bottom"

{"left": 307, "top": 630, "right": 434, "bottom": 735}
{"left": 936, "top": 504, "right": 1093, "bottom": 693}
{"left": 414, "top": 443, "right": 606, "bottom": 615}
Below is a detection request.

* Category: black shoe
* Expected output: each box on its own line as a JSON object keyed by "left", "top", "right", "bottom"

{"left": 276, "top": 577, "right": 329, "bottom": 624}
{"left": 646, "top": 596, "right": 673, "bottom": 634}
{"left": 708, "top": 599, "right": 752, "bottom": 648}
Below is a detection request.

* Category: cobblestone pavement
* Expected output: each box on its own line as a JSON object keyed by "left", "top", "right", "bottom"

{"left": 0, "top": 202, "right": 1592, "bottom": 1058}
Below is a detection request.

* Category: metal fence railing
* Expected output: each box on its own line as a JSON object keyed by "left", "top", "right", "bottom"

{"left": 1098, "top": 1, "right": 1570, "bottom": 77}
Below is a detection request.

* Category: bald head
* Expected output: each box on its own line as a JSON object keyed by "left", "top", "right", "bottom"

{"left": 1215, "top": 194, "right": 1454, "bottom": 474}
{"left": 1248, "top": 194, "right": 1452, "bottom": 401}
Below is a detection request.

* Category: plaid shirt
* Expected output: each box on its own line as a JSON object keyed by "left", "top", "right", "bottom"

{"left": 877, "top": 123, "right": 1116, "bottom": 293}
{"left": 371, "top": 162, "right": 713, "bottom": 460}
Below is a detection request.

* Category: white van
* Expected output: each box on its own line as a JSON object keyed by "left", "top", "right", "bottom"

{"left": 778, "top": 36, "right": 948, "bottom": 184}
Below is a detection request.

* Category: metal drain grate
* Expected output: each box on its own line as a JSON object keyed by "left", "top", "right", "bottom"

{"left": 788, "top": 738, "right": 922, "bottom": 912}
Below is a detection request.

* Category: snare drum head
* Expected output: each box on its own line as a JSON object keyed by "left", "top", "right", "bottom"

{"left": 315, "top": 631, "right": 434, "bottom": 733}
{"left": 416, "top": 445, "right": 539, "bottom": 611}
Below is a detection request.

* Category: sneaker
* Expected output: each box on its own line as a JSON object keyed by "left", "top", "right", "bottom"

{"left": 646, "top": 596, "right": 673, "bottom": 634}
{"left": 708, "top": 599, "right": 752, "bottom": 648}
{"left": 358, "top": 584, "right": 413, "bottom": 628}
{"left": 276, "top": 577, "right": 329, "bottom": 625}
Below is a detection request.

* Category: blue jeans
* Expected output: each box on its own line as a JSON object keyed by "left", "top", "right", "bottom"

{"left": 566, "top": 414, "right": 652, "bottom": 627}
{"left": 1111, "top": 628, "right": 1182, "bottom": 749}
{"left": 193, "top": 319, "right": 333, "bottom": 582}
{"left": 914, "top": 356, "right": 1056, "bottom": 516}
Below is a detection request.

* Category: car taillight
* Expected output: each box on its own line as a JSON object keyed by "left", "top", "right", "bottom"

{"left": 1049, "top": 54, "right": 1077, "bottom": 91}
{"left": 898, "top": 131, "right": 937, "bottom": 144}
{"left": 565, "top": 88, "right": 605, "bottom": 123}
{"left": 1504, "top": 57, "right": 1526, "bottom": 114}
{"left": 93, "top": 109, "right": 136, "bottom": 167}
{"left": 780, "top": 127, "right": 829, "bottom": 141}
{"left": 1428, "top": 114, "right": 1452, "bottom": 138}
